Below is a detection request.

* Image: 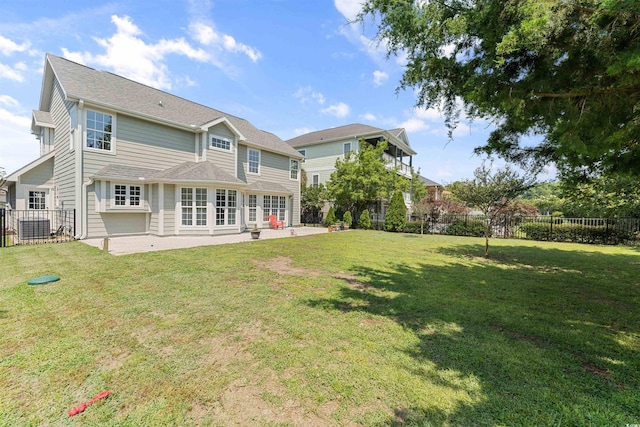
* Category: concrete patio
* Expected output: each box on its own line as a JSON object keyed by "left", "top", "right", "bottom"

{"left": 81, "top": 226, "right": 330, "bottom": 255}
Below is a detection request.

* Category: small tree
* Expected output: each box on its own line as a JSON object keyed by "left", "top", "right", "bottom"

{"left": 343, "top": 211, "right": 352, "bottom": 227}
{"left": 411, "top": 196, "right": 430, "bottom": 235}
{"left": 324, "top": 206, "right": 337, "bottom": 226}
{"left": 384, "top": 191, "right": 407, "bottom": 232}
{"left": 301, "top": 182, "right": 327, "bottom": 224}
{"left": 452, "top": 162, "right": 535, "bottom": 257}
{"left": 359, "top": 209, "right": 371, "bottom": 230}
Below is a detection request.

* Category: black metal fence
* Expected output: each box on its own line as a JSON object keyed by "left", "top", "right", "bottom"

{"left": 401, "top": 215, "right": 640, "bottom": 246}
{"left": 0, "top": 208, "right": 75, "bottom": 247}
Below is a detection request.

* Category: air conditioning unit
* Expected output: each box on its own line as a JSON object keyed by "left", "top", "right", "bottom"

{"left": 18, "top": 219, "right": 51, "bottom": 240}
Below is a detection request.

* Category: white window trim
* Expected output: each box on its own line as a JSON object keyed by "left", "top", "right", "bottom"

{"left": 248, "top": 148, "right": 261, "bottom": 175}
{"left": 298, "top": 149, "right": 306, "bottom": 162}
{"left": 290, "top": 158, "right": 299, "bottom": 180}
{"left": 312, "top": 174, "right": 319, "bottom": 187}
{"left": 110, "top": 183, "right": 144, "bottom": 209}
{"left": 84, "top": 108, "right": 116, "bottom": 155}
{"left": 27, "top": 189, "right": 47, "bottom": 210}
{"left": 180, "top": 187, "right": 208, "bottom": 228}
{"left": 210, "top": 134, "right": 233, "bottom": 152}
{"left": 215, "top": 189, "right": 238, "bottom": 226}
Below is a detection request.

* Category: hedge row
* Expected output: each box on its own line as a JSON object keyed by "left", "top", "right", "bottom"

{"left": 518, "top": 222, "right": 637, "bottom": 244}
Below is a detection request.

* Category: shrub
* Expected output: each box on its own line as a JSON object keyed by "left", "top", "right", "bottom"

{"left": 359, "top": 209, "right": 371, "bottom": 229}
{"left": 519, "top": 222, "right": 637, "bottom": 244}
{"left": 385, "top": 192, "right": 407, "bottom": 232}
{"left": 324, "top": 206, "right": 336, "bottom": 226}
{"left": 403, "top": 221, "right": 423, "bottom": 234}
{"left": 445, "top": 219, "right": 486, "bottom": 237}
{"left": 343, "top": 211, "right": 352, "bottom": 227}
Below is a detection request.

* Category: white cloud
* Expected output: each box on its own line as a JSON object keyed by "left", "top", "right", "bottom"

{"left": 414, "top": 106, "right": 442, "bottom": 121}
{"left": 0, "top": 95, "right": 20, "bottom": 108}
{"left": 0, "top": 36, "right": 30, "bottom": 56}
{"left": 399, "top": 118, "right": 430, "bottom": 133}
{"left": 321, "top": 102, "right": 351, "bottom": 118}
{"left": 372, "top": 70, "right": 388, "bottom": 87}
{"left": 188, "top": 21, "right": 262, "bottom": 62}
{"left": 359, "top": 112, "right": 377, "bottom": 121}
{"left": 0, "top": 62, "right": 25, "bottom": 82}
{"left": 62, "top": 15, "right": 211, "bottom": 90}
{"left": 293, "top": 86, "right": 326, "bottom": 105}
{"left": 0, "top": 108, "right": 37, "bottom": 174}
{"left": 334, "top": 0, "right": 364, "bottom": 22}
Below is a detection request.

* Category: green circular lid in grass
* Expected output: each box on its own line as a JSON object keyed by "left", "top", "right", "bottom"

{"left": 27, "top": 275, "right": 60, "bottom": 285}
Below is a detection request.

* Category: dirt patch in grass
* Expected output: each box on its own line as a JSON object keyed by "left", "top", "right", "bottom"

{"left": 252, "top": 256, "right": 322, "bottom": 277}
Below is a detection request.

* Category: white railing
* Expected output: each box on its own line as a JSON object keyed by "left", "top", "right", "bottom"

{"left": 383, "top": 153, "right": 412, "bottom": 177}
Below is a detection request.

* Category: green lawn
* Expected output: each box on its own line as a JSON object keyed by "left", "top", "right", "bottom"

{"left": 1, "top": 232, "right": 638, "bottom": 426}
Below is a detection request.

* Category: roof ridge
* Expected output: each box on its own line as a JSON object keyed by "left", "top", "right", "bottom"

{"left": 47, "top": 53, "right": 255, "bottom": 127}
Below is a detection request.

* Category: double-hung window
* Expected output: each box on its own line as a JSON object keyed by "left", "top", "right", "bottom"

{"left": 86, "top": 110, "right": 113, "bottom": 151}
{"left": 343, "top": 142, "right": 351, "bottom": 157}
{"left": 181, "top": 188, "right": 207, "bottom": 226}
{"left": 113, "top": 184, "right": 142, "bottom": 207}
{"left": 28, "top": 190, "right": 46, "bottom": 210}
{"left": 248, "top": 149, "right": 260, "bottom": 174}
{"left": 216, "top": 189, "right": 237, "bottom": 226}
{"left": 312, "top": 174, "right": 319, "bottom": 187}
{"left": 290, "top": 159, "right": 299, "bottom": 180}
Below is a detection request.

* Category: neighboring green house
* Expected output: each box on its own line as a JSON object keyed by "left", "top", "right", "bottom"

{"left": 3, "top": 53, "right": 303, "bottom": 239}
{"left": 286, "top": 124, "right": 417, "bottom": 219}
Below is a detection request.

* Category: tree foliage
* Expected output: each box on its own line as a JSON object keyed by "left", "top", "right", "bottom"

{"left": 301, "top": 182, "right": 328, "bottom": 223}
{"left": 327, "top": 139, "right": 407, "bottom": 219}
{"left": 450, "top": 162, "right": 535, "bottom": 256}
{"left": 560, "top": 175, "right": 640, "bottom": 217}
{"left": 359, "top": 0, "right": 640, "bottom": 178}
{"left": 384, "top": 191, "right": 407, "bottom": 232}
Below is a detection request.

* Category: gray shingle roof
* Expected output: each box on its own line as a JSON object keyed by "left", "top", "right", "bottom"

{"left": 285, "top": 123, "right": 386, "bottom": 148}
{"left": 285, "top": 123, "right": 416, "bottom": 155}
{"left": 155, "top": 161, "right": 244, "bottom": 184}
{"left": 32, "top": 110, "right": 55, "bottom": 128}
{"left": 248, "top": 181, "right": 291, "bottom": 193}
{"left": 92, "top": 161, "right": 245, "bottom": 185}
{"left": 46, "top": 54, "right": 302, "bottom": 159}
{"left": 418, "top": 175, "right": 443, "bottom": 187}
{"left": 92, "top": 164, "right": 161, "bottom": 180}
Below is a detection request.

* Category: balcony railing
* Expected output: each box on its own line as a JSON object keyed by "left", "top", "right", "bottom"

{"left": 383, "top": 153, "right": 412, "bottom": 177}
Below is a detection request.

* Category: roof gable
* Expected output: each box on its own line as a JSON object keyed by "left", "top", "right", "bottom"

{"left": 44, "top": 53, "right": 302, "bottom": 159}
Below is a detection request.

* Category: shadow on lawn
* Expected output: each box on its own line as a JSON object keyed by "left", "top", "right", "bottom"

{"left": 306, "top": 243, "right": 640, "bottom": 426}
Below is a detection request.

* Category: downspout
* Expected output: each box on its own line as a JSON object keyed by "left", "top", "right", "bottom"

{"left": 78, "top": 178, "right": 93, "bottom": 239}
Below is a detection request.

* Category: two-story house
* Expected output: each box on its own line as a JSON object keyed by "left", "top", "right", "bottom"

{"left": 3, "top": 54, "right": 303, "bottom": 239}
{"left": 286, "top": 124, "right": 417, "bottom": 219}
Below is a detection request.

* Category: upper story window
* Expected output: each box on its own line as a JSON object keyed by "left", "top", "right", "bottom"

{"left": 113, "top": 184, "right": 142, "bottom": 208}
{"left": 290, "top": 159, "right": 299, "bottom": 180}
{"left": 86, "top": 110, "right": 113, "bottom": 151}
{"left": 343, "top": 142, "right": 351, "bottom": 156}
{"left": 298, "top": 149, "right": 306, "bottom": 162}
{"left": 211, "top": 135, "right": 232, "bottom": 151}
{"left": 248, "top": 149, "right": 260, "bottom": 174}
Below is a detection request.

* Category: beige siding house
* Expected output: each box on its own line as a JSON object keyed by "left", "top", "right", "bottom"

{"left": 4, "top": 54, "right": 303, "bottom": 239}
{"left": 286, "top": 124, "right": 418, "bottom": 219}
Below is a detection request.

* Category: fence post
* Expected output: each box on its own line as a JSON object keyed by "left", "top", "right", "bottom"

{"left": 0, "top": 208, "right": 5, "bottom": 248}
{"left": 549, "top": 215, "right": 553, "bottom": 241}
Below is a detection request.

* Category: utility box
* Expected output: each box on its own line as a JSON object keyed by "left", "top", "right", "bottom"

{"left": 18, "top": 219, "right": 51, "bottom": 240}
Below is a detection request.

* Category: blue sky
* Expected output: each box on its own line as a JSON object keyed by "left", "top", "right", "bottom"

{"left": 0, "top": 0, "right": 552, "bottom": 182}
